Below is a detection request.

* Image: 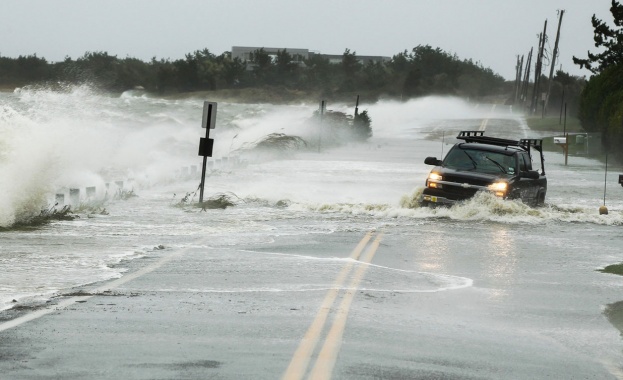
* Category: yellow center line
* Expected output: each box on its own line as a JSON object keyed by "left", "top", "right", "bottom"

{"left": 281, "top": 231, "right": 373, "bottom": 380}
{"left": 478, "top": 104, "right": 497, "bottom": 131}
{"left": 307, "top": 233, "right": 383, "bottom": 380}
{"left": 478, "top": 118, "right": 488, "bottom": 131}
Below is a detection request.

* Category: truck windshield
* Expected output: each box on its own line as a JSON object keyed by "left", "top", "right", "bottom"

{"left": 443, "top": 147, "right": 516, "bottom": 174}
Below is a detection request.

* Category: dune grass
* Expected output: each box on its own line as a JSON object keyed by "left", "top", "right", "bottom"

{"left": 525, "top": 116, "right": 584, "bottom": 134}
{"left": 599, "top": 263, "right": 623, "bottom": 276}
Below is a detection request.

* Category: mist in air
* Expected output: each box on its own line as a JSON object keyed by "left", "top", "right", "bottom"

{"left": 1, "top": 85, "right": 621, "bottom": 230}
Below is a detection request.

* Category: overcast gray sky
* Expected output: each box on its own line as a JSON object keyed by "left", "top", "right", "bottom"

{"left": 0, "top": 0, "right": 612, "bottom": 80}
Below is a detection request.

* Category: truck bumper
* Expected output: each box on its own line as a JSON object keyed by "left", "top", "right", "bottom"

{"left": 420, "top": 193, "right": 457, "bottom": 206}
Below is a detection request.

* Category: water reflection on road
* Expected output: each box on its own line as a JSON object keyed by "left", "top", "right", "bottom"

{"left": 605, "top": 301, "right": 623, "bottom": 339}
{"left": 483, "top": 225, "right": 517, "bottom": 300}
{"left": 416, "top": 228, "right": 449, "bottom": 272}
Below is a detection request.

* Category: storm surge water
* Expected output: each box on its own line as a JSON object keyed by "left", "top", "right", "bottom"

{"left": 0, "top": 85, "right": 198, "bottom": 227}
{"left": 1, "top": 87, "right": 622, "bottom": 311}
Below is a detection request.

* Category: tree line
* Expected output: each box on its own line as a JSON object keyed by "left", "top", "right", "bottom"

{"left": 0, "top": 46, "right": 509, "bottom": 99}
{"left": 0, "top": 43, "right": 590, "bottom": 125}
{"left": 573, "top": 0, "right": 623, "bottom": 162}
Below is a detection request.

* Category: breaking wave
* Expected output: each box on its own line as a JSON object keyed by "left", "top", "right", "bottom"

{"left": 0, "top": 85, "right": 201, "bottom": 227}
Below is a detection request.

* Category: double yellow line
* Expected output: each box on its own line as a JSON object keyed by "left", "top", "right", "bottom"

{"left": 478, "top": 103, "right": 497, "bottom": 131}
{"left": 282, "top": 231, "right": 383, "bottom": 380}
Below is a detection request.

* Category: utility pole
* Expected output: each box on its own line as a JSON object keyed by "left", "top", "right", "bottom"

{"left": 545, "top": 10, "right": 564, "bottom": 113}
{"left": 521, "top": 47, "right": 533, "bottom": 109}
{"left": 554, "top": 103, "right": 569, "bottom": 166}
{"left": 531, "top": 20, "right": 548, "bottom": 115}
{"left": 530, "top": 33, "right": 543, "bottom": 114}
{"left": 514, "top": 55, "right": 524, "bottom": 104}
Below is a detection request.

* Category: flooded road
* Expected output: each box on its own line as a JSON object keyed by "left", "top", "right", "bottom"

{"left": 1, "top": 88, "right": 623, "bottom": 378}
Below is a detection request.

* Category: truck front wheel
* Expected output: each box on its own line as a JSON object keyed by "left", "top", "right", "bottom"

{"left": 535, "top": 190, "right": 546, "bottom": 207}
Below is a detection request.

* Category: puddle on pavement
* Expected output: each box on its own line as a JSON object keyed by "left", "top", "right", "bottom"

{"left": 604, "top": 301, "right": 623, "bottom": 337}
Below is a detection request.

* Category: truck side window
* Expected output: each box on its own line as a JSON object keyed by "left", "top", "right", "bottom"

{"left": 519, "top": 153, "right": 532, "bottom": 171}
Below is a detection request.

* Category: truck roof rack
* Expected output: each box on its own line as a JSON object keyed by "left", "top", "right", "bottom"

{"left": 519, "top": 138, "right": 543, "bottom": 154}
{"left": 456, "top": 131, "right": 545, "bottom": 175}
{"left": 457, "top": 131, "right": 522, "bottom": 148}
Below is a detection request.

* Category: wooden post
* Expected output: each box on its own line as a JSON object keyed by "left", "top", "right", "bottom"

{"left": 531, "top": 20, "right": 548, "bottom": 114}
{"left": 564, "top": 133, "right": 569, "bottom": 166}
{"left": 515, "top": 55, "right": 524, "bottom": 104}
{"left": 563, "top": 103, "right": 567, "bottom": 135}
{"left": 530, "top": 33, "right": 543, "bottom": 113}
{"left": 521, "top": 48, "right": 533, "bottom": 108}
{"left": 545, "top": 10, "right": 564, "bottom": 112}
{"left": 604, "top": 154, "right": 608, "bottom": 206}
{"left": 564, "top": 104, "right": 568, "bottom": 165}
{"left": 318, "top": 100, "right": 325, "bottom": 153}
{"left": 69, "top": 189, "right": 80, "bottom": 207}
{"left": 559, "top": 87, "right": 565, "bottom": 125}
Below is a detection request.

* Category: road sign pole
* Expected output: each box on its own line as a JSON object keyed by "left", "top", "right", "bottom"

{"left": 198, "top": 101, "right": 217, "bottom": 204}
{"left": 199, "top": 147, "right": 208, "bottom": 203}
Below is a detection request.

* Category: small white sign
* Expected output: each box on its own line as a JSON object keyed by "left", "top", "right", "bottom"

{"left": 201, "top": 101, "right": 217, "bottom": 129}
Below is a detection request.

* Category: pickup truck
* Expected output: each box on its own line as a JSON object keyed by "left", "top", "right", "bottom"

{"left": 421, "top": 131, "right": 547, "bottom": 207}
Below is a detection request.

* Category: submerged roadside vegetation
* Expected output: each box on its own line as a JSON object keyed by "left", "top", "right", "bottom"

{"left": 0, "top": 203, "right": 109, "bottom": 231}
{"left": 600, "top": 263, "right": 623, "bottom": 276}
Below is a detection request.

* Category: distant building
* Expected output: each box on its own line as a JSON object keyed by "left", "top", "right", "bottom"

{"left": 319, "top": 54, "right": 391, "bottom": 65}
{"left": 232, "top": 46, "right": 309, "bottom": 67}
{"left": 231, "top": 46, "right": 390, "bottom": 69}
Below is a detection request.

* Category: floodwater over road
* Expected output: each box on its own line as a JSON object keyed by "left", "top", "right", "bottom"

{"left": 1, "top": 87, "right": 623, "bottom": 379}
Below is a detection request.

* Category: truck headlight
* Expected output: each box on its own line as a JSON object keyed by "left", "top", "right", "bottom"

{"left": 488, "top": 181, "right": 508, "bottom": 197}
{"left": 427, "top": 172, "right": 443, "bottom": 188}
{"left": 428, "top": 172, "right": 442, "bottom": 181}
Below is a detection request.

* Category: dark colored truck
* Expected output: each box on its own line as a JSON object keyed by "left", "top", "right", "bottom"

{"left": 421, "top": 131, "right": 547, "bottom": 207}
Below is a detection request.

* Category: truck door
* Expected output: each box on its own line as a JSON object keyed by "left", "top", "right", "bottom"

{"left": 517, "top": 152, "right": 538, "bottom": 202}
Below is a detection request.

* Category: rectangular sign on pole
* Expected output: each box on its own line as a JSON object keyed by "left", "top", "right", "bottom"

{"left": 198, "top": 137, "right": 214, "bottom": 157}
{"left": 202, "top": 101, "right": 217, "bottom": 129}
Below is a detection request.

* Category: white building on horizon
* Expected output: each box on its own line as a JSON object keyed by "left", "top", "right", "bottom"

{"left": 231, "top": 46, "right": 391, "bottom": 68}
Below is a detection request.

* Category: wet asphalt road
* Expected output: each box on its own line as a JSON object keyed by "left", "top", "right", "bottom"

{"left": 1, "top": 218, "right": 622, "bottom": 380}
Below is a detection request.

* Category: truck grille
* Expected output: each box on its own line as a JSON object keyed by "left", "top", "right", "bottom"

{"left": 428, "top": 175, "right": 493, "bottom": 201}
{"left": 442, "top": 174, "right": 491, "bottom": 187}
{"left": 437, "top": 184, "right": 479, "bottom": 200}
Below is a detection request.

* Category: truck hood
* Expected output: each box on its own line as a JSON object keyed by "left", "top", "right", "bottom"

{"left": 433, "top": 167, "right": 511, "bottom": 185}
